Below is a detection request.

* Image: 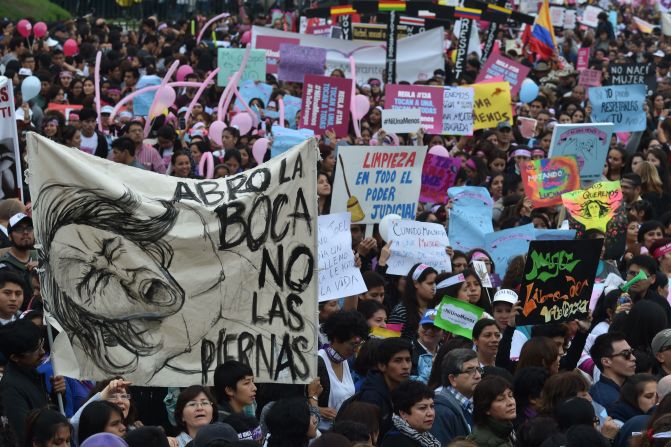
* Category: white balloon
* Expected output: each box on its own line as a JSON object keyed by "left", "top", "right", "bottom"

{"left": 379, "top": 213, "right": 402, "bottom": 242}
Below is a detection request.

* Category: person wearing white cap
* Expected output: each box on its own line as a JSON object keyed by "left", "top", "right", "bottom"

{"left": 0, "top": 212, "right": 37, "bottom": 299}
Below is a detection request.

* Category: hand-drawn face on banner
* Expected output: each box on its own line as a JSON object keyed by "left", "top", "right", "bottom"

{"left": 561, "top": 181, "right": 623, "bottom": 233}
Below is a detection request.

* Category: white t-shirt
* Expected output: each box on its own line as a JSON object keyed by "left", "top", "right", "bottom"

{"left": 80, "top": 132, "right": 98, "bottom": 155}
{"left": 317, "top": 349, "right": 355, "bottom": 430}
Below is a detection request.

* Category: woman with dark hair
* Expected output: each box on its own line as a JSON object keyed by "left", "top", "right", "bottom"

{"left": 381, "top": 380, "right": 439, "bottom": 447}
{"left": 170, "top": 149, "right": 199, "bottom": 179}
{"left": 451, "top": 251, "right": 469, "bottom": 273}
{"left": 435, "top": 269, "right": 489, "bottom": 313}
{"left": 606, "top": 147, "right": 627, "bottom": 181}
{"left": 468, "top": 376, "right": 516, "bottom": 447}
{"left": 389, "top": 263, "right": 438, "bottom": 339}
{"left": 539, "top": 371, "right": 593, "bottom": 416}
{"left": 336, "top": 401, "right": 381, "bottom": 445}
{"left": 358, "top": 299, "right": 388, "bottom": 329}
{"left": 646, "top": 147, "right": 671, "bottom": 194}
{"left": 317, "top": 172, "right": 332, "bottom": 215}
{"left": 512, "top": 367, "right": 549, "bottom": 428}
{"left": 174, "top": 385, "right": 217, "bottom": 446}
{"left": 24, "top": 408, "right": 72, "bottom": 447}
{"left": 517, "top": 337, "right": 561, "bottom": 375}
{"left": 608, "top": 373, "right": 657, "bottom": 425}
{"left": 610, "top": 300, "right": 668, "bottom": 354}
{"left": 317, "top": 310, "right": 370, "bottom": 430}
{"left": 265, "top": 397, "right": 318, "bottom": 447}
{"left": 77, "top": 401, "right": 126, "bottom": 445}
{"left": 638, "top": 221, "right": 665, "bottom": 251}
{"left": 352, "top": 338, "right": 384, "bottom": 389}
{"left": 61, "top": 125, "right": 82, "bottom": 150}
{"left": 318, "top": 144, "right": 336, "bottom": 177}
{"left": 189, "top": 139, "right": 210, "bottom": 167}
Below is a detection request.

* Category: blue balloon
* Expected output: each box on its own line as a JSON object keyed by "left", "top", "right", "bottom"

{"left": 519, "top": 79, "right": 539, "bottom": 104}
{"left": 21, "top": 76, "right": 41, "bottom": 103}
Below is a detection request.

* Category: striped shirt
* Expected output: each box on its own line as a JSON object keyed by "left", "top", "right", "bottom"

{"left": 135, "top": 144, "right": 167, "bottom": 173}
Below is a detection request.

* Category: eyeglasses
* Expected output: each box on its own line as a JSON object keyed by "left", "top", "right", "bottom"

{"left": 608, "top": 349, "right": 634, "bottom": 360}
{"left": 106, "top": 393, "right": 132, "bottom": 401}
{"left": 459, "top": 366, "right": 484, "bottom": 376}
{"left": 185, "top": 400, "right": 213, "bottom": 409}
{"left": 12, "top": 226, "right": 33, "bottom": 233}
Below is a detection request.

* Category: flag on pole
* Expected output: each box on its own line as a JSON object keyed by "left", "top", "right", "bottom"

{"left": 379, "top": 1, "right": 406, "bottom": 12}
{"left": 632, "top": 16, "right": 654, "bottom": 34}
{"left": 399, "top": 16, "right": 425, "bottom": 27}
{"left": 331, "top": 5, "right": 356, "bottom": 16}
{"left": 526, "top": 0, "right": 558, "bottom": 60}
{"left": 454, "top": 7, "right": 482, "bottom": 21}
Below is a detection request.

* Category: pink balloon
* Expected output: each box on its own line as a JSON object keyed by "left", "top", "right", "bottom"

{"left": 152, "top": 85, "right": 176, "bottom": 112}
{"left": 231, "top": 112, "right": 253, "bottom": 135}
{"left": 33, "top": 22, "right": 47, "bottom": 38}
{"left": 63, "top": 39, "right": 78, "bottom": 57}
{"left": 198, "top": 151, "right": 214, "bottom": 179}
{"left": 353, "top": 94, "right": 370, "bottom": 119}
{"left": 17, "top": 20, "right": 31, "bottom": 38}
{"left": 241, "top": 31, "right": 251, "bottom": 45}
{"left": 252, "top": 138, "right": 269, "bottom": 165}
{"left": 176, "top": 65, "right": 193, "bottom": 83}
{"left": 428, "top": 145, "right": 449, "bottom": 157}
{"left": 209, "top": 120, "right": 227, "bottom": 147}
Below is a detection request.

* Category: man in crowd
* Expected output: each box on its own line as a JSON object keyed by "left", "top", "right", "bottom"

{"left": 0, "top": 213, "right": 36, "bottom": 300}
{"left": 590, "top": 332, "right": 637, "bottom": 408}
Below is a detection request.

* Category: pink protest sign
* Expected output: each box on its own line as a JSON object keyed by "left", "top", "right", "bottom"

{"left": 255, "top": 35, "right": 300, "bottom": 74}
{"left": 579, "top": 68, "right": 601, "bottom": 87}
{"left": 576, "top": 47, "right": 590, "bottom": 70}
{"left": 385, "top": 84, "right": 444, "bottom": 134}
{"left": 420, "top": 154, "right": 462, "bottom": 203}
{"left": 475, "top": 53, "right": 531, "bottom": 96}
{"left": 300, "top": 75, "right": 353, "bottom": 137}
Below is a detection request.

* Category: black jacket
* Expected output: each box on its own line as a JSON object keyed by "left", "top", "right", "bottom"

{"left": 358, "top": 370, "right": 394, "bottom": 439}
{"left": 0, "top": 362, "right": 49, "bottom": 442}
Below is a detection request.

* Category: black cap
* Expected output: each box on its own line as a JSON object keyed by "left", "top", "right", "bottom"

{"left": 0, "top": 319, "right": 43, "bottom": 358}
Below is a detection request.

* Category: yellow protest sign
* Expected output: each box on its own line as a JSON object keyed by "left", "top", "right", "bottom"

{"left": 470, "top": 81, "right": 513, "bottom": 130}
{"left": 561, "top": 181, "right": 623, "bottom": 233}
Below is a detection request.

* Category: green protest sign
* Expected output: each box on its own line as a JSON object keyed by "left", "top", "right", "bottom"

{"left": 434, "top": 296, "right": 484, "bottom": 339}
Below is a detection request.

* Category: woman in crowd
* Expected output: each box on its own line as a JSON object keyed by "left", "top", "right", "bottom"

{"left": 78, "top": 401, "right": 127, "bottom": 445}
{"left": 389, "top": 264, "right": 438, "bottom": 340}
{"left": 174, "top": 385, "right": 217, "bottom": 447}
{"left": 24, "top": 409, "right": 72, "bottom": 447}
{"left": 265, "top": 397, "right": 319, "bottom": 447}
{"left": 608, "top": 373, "right": 658, "bottom": 425}
{"left": 381, "top": 380, "right": 440, "bottom": 447}
{"left": 468, "top": 376, "right": 517, "bottom": 447}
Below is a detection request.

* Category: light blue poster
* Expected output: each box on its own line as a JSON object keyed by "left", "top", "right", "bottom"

{"left": 217, "top": 48, "right": 267, "bottom": 86}
{"left": 282, "top": 94, "right": 303, "bottom": 128}
{"left": 271, "top": 125, "right": 314, "bottom": 157}
{"left": 589, "top": 84, "right": 646, "bottom": 132}
{"left": 533, "top": 229, "right": 577, "bottom": 240}
{"left": 484, "top": 223, "right": 535, "bottom": 277}
{"left": 548, "top": 123, "right": 614, "bottom": 184}
{"left": 235, "top": 80, "right": 273, "bottom": 109}
{"left": 133, "top": 74, "right": 161, "bottom": 117}
{"left": 448, "top": 186, "right": 493, "bottom": 252}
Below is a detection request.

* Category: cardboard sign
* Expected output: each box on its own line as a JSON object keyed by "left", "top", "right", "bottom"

{"left": 434, "top": 296, "right": 484, "bottom": 338}
{"left": 300, "top": 75, "right": 352, "bottom": 137}
{"left": 549, "top": 6, "right": 565, "bottom": 28}
{"left": 387, "top": 220, "right": 451, "bottom": 275}
{"left": 255, "top": 35, "right": 300, "bottom": 74}
{"left": 270, "top": 126, "right": 315, "bottom": 157}
{"left": 608, "top": 63, "right": 657, "bottom": 97}
{"left": 576, "top": 47, "right": 590, "bottom": 70}
{"left": 589, "top": 85, "right": 646, "bottom": 132}
{"left": 564, "top": 9, "right": 577, "bottom": 29}
{"left": 278, "top": 44, "right": 326, "bottom": 83}
{"left": 318, "top": 213, "right": 367, "bottom": 302}
{"left": 517, "top": 239, "right": 602, "bottom": 326}
{"left": 448, "top": 186, "right": 494, "bottom": 252}
{"left": 485, "top": 224, "right": 536, "bottom": 277}
{"left": 548, "top": 123, "right": 614, "bottom": 184}
{"left": 578, "top": 69, "right": 602, "bottom": 87}
{"left": 475, "top": 54, "right": 531, "bottom": 96}
{"left": 381, "top": 108, "right": 423, "bottom": 134}
{"left": 442, "top": 86, "right": 474, "bottom": 135}
{"left": 331, "top": 146, "right": 426, "bottom": 224}
{"left": 522, "top": 156, "right": 581, "bottom": 207}
{"left": 217, "top": 48, "right": 267, "bottom": 86}
{"left": 518, "top": 117, "right": 537, "bottom": 139}
{"left": 581, "top": 5, "right": 602, "bottom": 27}
{"left": 471, "top": 81, "right": 513, "bottom": 130}
{"left": 561, "top": 180, "right": 623, "bottom": 233}
{"left": 385, "top": 84, "right": 444, "bottom": 134}
{"left": 420, "top": 154, "right": 462, "bottom": 203}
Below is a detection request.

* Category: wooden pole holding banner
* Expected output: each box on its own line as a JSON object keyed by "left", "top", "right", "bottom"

{"left": 45, "top": 318, "right": 65, "bottom": 416}
{"left": 385, "top": 10, "right": 399, "bottom": 84}
{"left": 3, "top": 77, "right": 24, "bottom": 202}
{"left": 453, "top": 18, "right": 472, "bottom": 81}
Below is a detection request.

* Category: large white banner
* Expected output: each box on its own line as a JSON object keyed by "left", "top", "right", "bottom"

{"left": 27, "top": 133, "right": 319, "bottom": 386}
{"left": 252, "top": 26, "right": 445, "bottom": 84}
{"left": 0, "top": 76, "right": 22, "bottom": 200}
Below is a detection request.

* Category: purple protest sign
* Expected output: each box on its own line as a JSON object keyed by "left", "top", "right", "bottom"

{"left": 255, "top": 35, "right": 300, "bottom": 74}
{"left": 300, "top": 75, "right": 353, "bottom": 137}
{"left": 420, "top": 154, "right": 462, "bottom": 203}
{"left": 475, "top": 53, "right": 530, "bottom": 96}
{"left": 385, "top": 84, "right": 444, "bottom": 135}
{"left": 278, "top": 44, "right": 327, "bottom": 83}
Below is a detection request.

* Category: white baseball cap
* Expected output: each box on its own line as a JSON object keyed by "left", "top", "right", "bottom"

{"left": 493, "top": 289, "right": 518, "bottom": 305}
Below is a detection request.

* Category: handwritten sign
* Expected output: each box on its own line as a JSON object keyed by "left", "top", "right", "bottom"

{"left": 420, "top": 154, "right": 461, "bottom": 203}
{"left": 300, "top": 75, "right": 352, "bottom": 137}
{"left": 475, "top": 54, "right": 530, "bottom": 96}
{"left": 318, "top": 213, "right": 367, "bottom": 302}
{"left": 442, "top": 86, "right": 474, "bottom": 135}
{"left": 518, "top": 117, "right": 537, "bottom": 139}
{"left": 579, "top": 69, "right": 602, "bottom": 87}
{"left": 385, "top": 84, "right": 444, "bottom": 134}
{"left": 548, "top": 123, "right": 614, "bottom": 184}
{"left": 576, "top": 47, "right": 590, "bottom": 70}
{"left": 471, "top": 82, "right": 513, "bottom": 130}
{"left": 382, "top": 108, "right": 423, "bottom": 134}
{"left": 517, "top": 239, "right": 602, "bottom": 326}
{"left": 589, "top": 84, "right": 646, "bottom": 132}
{"left": 581, "top": 5, "right": 602, "bottom": 28}
{"left": 608, "top": 63, "right": 656, "bottom": 97}
{"left": 331, "top": 146, "right": 426, "bottom": 224}
{"left": 278, "top": 44, "right": 326, "bottom": 83}
{"left": 434, "top": 297, "right": 484, "bottom": 338}
{"left": 485, "top": 224, "right": 536, "bottom": 277}
{"left": 561, "top": 180, "right": 623, "bottom": 233}
{"left": 387, "top": 220, "right": 451, "bottom": 275}
{"left": 217, "top": 48, "right": 267, "bottom": 86}
{"left": 270, "top": 126, "right": 315, "bottom": 157}
{"left": 522, "top": 156, "right": 580, "bottom": 207}
{"left": 448, "top": 186, "right": 494, "bottom": 252}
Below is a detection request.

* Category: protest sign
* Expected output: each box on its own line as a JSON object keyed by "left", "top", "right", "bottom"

{"left": 278, "top": 44, "right": 326, "bottom": 83}
{"left": 517, "top": 239, "right": 602, "bottom": 326}
{"left": 548, "top": 123, "right": 614, "bottom": 184}
{"left": 351, "top": 23, "right": 410, "bottom": 41}
{"left": 27, "top": 132, "right": 318, "bottom": 386}
{"left": 608, "top": 63, "right": 657, "bottom": 96}
{"left": 472, "top": 260, "right": 493, "bottom": 288}
{"left": 318, "top": 213, "right": 367, "bottom": 302}
{"left": 252, "top": 26, "right": 444, "bottom": 85}
{"left": 448, "top": 186, "right": 494, "bottom": 252}
{"left": 385, "top": 84, "right": 444, "bottom": 134}
{"left": 453, "top": 18, "right": 472, "bottom": 81}
{"left": 522, "top": 156, "right": 580, "bottom": 207}
{"left": 475, "top": 54, "right": 530, "bottom": 96}
{"left": 485, "top": 224, "right": 536, "bottom": 277}
{"left": 564, "top": 9, "right": 577, "bottom": 29}
{"left": 576, "top": 47, "right": 590, "bottom": 70}
{"left": 270, "top": 126, "right": 315, "bottom": 157}
{"left": 387, "top": 220, "right": 451, "bottom": 275}
{"left": 420, "top": 154, "right": 461, "bottom": 203}
{"left": 300, "top": 75, "right": 352, "bottom": 137}
{"left": 434, "top": 297, "right": 484, "bottom": 339}
{"left": 255, "top": 35, "right": 300, "bottom": 74}
{"left": 471, "top": 81, "right": 513, "bottom": 130}
{"left": 0, "top": 77, "right": 22, "bottom": 200}
{"left": 578, "top": 69, "right": 601, "bottom": 87}
{"left": 442, "top": 86, "right": 474, "bottom": 135}
{"left": 534, "top": 229, "right": 577, "bottom": 240}
{"left": 385, "top": 10, "right": 399, "bottom": 84}
{"left": 517, "top": 117, "right": 537, "bottom": 139}
{"left": 581, "top": 5, "right": 602, "bottom": 27}
{"left": 381, "top": 108, "right": 422, "bottom": 134}
{"left": 235, "top": 80, "right": 273, "bottom": 111}
{"left": 589, "top": 84, "right": 646, "bottom": 132}
{"left": 550, "top": 6, "right": 565, "bottom": 27}
{"left": 562, "top": 180, "right": 623, "bottom": 233}
{"left": 217, "top": 48, "right": 266, "bottom": 86}
{"left": 331, "top": 146, "right": 426, "bottom": 224}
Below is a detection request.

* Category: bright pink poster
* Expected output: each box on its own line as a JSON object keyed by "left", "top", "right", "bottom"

{"left": 420, "top": 154, "right": 462, "bottom": 203}
{"left": 300, "top": 75, "right": 353, "bottom": 137}
{"left": 475, "top": 53, "right": 530, "bottom": 96}
{"left": 384, "top": 84, "right": 444, "bottom": 135}
{"left": 577, "top": 47, "right": 590, "bottom": 70}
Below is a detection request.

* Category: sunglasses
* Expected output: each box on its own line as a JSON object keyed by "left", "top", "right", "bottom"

{"left": 608, "top": 349, "right": 634, "bottom": 360}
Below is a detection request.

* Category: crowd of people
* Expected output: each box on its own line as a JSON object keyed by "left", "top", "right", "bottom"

{"left": 1, "top": 0, "right": 671, "bottom": 447}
